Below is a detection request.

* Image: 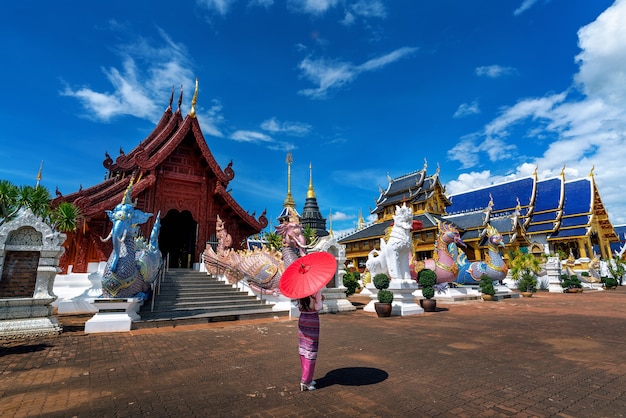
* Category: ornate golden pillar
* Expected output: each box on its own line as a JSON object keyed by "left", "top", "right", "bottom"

{"left": 577, "top": 238, "right": 587, "bottom": 258}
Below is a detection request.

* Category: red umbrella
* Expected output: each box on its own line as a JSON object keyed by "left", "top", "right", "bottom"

{"left": 279, "top": 252, "right": 337, "bottom": 299}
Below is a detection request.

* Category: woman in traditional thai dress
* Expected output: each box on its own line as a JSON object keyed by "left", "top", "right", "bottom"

{"left": 297, "top": 288, "right": 323, "bottom": 391}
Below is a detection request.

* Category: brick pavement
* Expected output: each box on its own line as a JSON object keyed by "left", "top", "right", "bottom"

{"left": 1, "top": 288, "right": 626, "bottom": 417}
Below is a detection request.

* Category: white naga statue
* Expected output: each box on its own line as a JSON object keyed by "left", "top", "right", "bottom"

{"left": 365, "top": 203, "right": 414, "bottom": 281}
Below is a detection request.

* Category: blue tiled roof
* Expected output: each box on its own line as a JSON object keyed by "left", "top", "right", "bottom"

{"left": 448, "top": 177, "right": 534, "bottom": 214}
{"left": 526, "top": 223, "right": 556, "bottom": 233}
{"left": 534, "top": 177, "right": 562, "bottom": 212}
{"left": 530, "top": 212, "right": 559, "bottom": 223}
{"left": 562, "top": 179, "right": 592, "bottom": 216}
{"left": 560, "top": 215, "right": 591, "bottom": 228}
{"left": 549, "top": 227, "right": 589, "bottom": 239}
{"left": 443, "top": 212, "right": 486, "bottom": 229}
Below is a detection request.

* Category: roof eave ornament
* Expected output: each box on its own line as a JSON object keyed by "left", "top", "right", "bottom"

{"left": 189, "top": 77, "right": 198, "bottom": 118}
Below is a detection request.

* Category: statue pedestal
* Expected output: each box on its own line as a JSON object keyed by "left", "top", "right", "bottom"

{"left": 363, "top": 280, "right": 423, "bottom": 316}
{"left": 85, "top": 298, "right": 143, "bottom": 334}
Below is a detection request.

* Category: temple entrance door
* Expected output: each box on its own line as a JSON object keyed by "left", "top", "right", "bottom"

{"left": 160, "top": 209, "right": 197, "bottom": 269}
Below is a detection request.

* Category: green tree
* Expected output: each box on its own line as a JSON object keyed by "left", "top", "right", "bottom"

{"left": 263, "top": 230, "right": 283, "bottom": 251}
{"left": 51, "top": 202, "right": 82, "bottom": 232}
{"left": 509, "top": 250, "right": 542, "bottom": 292}
{"left": 0, "top": 180, "right": 20, "bottom": 225}
{"left": 303, "top": 225, "right": 317, "bottom": 246}
{"left": 0, "top": 179, "right": 81, "bottom": 233}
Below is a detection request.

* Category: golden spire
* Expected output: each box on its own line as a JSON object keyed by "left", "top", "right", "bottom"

{"left": 283, "top": 152, "right": 296, "bottom": 208}
{"left": 190, "top": 77, "right": 198, "bottom": 118}
{"left": 358, "top": 209, "right": 365, "bottom": 229}
{"left": 307, "top": 162, "right": 316, "bottom": 199}
{"left": 35, "top": 160, "right": 43, "bottom": 188}
{"left": 589, "top": 165, "right": 595, "bottom": 177}
{"left": 328, "top": 210, "right": 333, "bottom": 236}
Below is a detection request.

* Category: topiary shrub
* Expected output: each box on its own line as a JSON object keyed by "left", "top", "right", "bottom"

{"left": 373, "top": 273, "right": 390, "bottom": 290}
{"left": 377, "top": 289, "right": 394, "bottom": 303}
{"left": 343, "top": 271, "right": 359, "bottom": 296}
{"left": 373, "top": 273, "right": 393, "bottom": 303}
{"left": 418, "top": 269, "right": 437, "bottom": 299}
{"left": 479, "top": 275, "right": 496, "bottom": 296}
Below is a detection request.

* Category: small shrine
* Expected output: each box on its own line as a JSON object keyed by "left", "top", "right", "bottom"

{"left": 0, "top": 208, "right": 64, "bottom": 339}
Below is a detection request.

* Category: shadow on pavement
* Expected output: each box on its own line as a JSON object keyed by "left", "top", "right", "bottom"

{"left": 315, "top": 367, "right": 388, "bottom": 388}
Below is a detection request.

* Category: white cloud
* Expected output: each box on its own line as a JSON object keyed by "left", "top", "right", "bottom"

{"left": 230, "top": 130, "right": 274, "bottom": 143}
{"left": 287, "top": 0, "right": 340, "bottom": 15}
{"left": 298, "top": 47, "right": 417, "bottom": 98}
{"left": 453, "top": 100, "right": 480, "bottom": 118}
{"left": 513, "top": 0, "right": 540, "bottom": 16}
{"left": 61, "top": 29, "right": 200, "bottom": 124}
{"left": 447, "top": 0, "right": 626, "bottom": 224}
{"left": 196, "top": 0, "right": 238, "bottom": 15}
{"left": 475, "top": 65, "right": 517, "bottom": 78}
{"left": 330, "top": 211, "right": 352, "bottom": 221}
{"left": 260, "top": 117, "right": 312, "bottom": 136}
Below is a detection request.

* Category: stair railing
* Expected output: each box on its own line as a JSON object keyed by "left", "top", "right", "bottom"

{"left": 150, "top": 256, "right": 167, "bottom": 313}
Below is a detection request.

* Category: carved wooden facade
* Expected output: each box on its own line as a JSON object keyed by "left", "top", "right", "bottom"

{"left": 52, "top": 90, "right": 267, "bottom": 273}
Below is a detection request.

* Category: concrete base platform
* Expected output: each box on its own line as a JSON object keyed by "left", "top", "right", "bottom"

{"left": 84, "top": 298, "right": 143, "bottom": 334}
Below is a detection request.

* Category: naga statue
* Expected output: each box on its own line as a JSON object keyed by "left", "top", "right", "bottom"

{"left": 203, "top": 207, "right": 317, "bottom": 295}
{"left": 100, "top": 182, "right": 162, "bottom": 298}
{"left": 365, "top": 203, "right": 418, "bottom": 281}
{"left": 414, "top": 220, "right": 465, "bottom": 284}
{"left": 454, "top": 224, "right": 508, "bottom": 285}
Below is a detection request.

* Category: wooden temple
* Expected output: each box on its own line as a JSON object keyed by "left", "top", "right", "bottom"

{"left": 52, "top": 82, "right": 267, "bottom": 273}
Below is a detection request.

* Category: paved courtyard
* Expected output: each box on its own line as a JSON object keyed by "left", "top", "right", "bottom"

{"left": 1, "top": 288, "right": 626, "bottom": 418}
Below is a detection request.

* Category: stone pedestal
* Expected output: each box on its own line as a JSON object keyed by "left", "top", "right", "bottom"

{"left": 85, "top": 298, "right": 143, "bottom": 333}
{"left": 364, "top": 279, "right": 423, "bottom": 316}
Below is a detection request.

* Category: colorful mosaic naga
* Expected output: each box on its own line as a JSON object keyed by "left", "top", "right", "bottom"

{"left": 455, "top": 224, "right": 508, "bottom": 285}
{"left": 100, "top": 182, "right": 162, "bottom": 298}
{"left": 414, "top": 220, "right": 464, "bottom": 284}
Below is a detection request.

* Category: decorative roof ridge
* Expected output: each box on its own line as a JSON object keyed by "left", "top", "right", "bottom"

{"left": 114, "top": 110, "right": 184, "bottom": 171}
{"left": 214, "top": 182, "right": 268, "bottom": 230}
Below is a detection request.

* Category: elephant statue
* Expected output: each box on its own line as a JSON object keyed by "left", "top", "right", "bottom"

{"left": 100, "top": 183, "right": 162, "bottom": 298}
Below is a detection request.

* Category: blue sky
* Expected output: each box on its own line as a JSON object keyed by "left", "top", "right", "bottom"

{"left": 1, "top": 0, "right": 624, "bottom": 236}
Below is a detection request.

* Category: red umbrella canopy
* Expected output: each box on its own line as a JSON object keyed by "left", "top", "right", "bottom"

{"left": 279, "top": 252, "right": 337, "bottom": 299}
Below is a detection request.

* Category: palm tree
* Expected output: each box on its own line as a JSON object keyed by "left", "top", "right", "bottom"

{"left": 263, "top": 230, "right": 283, "bottom": 251}
{"left": 509, "top": 250, "right": 542, "bottom": 292}
{"left": 19, "top": 185, "right": 51, "bottom": 220}
{"left": 0, "top": 180, "right": 20, "bottom": 225}
{"left": 51, "top": 202, "right": 82, "bottom": 232}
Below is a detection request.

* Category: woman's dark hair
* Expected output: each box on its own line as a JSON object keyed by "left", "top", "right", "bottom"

{"left": 298, "top": 296, "right": 312, "bottom": 311}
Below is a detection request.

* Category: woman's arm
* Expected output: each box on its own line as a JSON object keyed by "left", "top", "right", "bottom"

{"left": 312, "top": 289, "right": 324, "bottom": 311}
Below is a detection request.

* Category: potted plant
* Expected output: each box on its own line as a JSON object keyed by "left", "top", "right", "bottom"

{"left": 373, "top": 273, "right": 393, "bottom": 317}
{"left": 601, "top": 276, "right": 619, "bottom": 289}
{"left": 479, "top": 274, "right": 496, "bottom": 301}
{"left": 516, "top": 272, "right": 537, "bottom": 297}
{"left": 418, "top": 269, "right": 437, "bottom": 312}
{"left": 561, "top": 274, "right": 583, "bottom": 293}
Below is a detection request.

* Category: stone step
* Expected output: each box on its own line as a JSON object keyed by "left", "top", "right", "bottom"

{"left": 137, "top": 269, "right": 279, "bottom": 325}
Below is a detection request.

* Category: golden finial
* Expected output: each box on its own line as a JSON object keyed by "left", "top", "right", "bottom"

{"left": 329, "top": 210, "right": 333, "bottom": 236}
{"left": 589, "top": 165, "right": 595, "bottom": 177}
{"left": 560, "top": 164, "right": 566, "bottom": 177}
{"left": 122, "top": 175, "right": 136, "bottom": 206}
{"left": 190, "top": 77, "right": 198, "bottom": 118}
{"left": 533, "top": 165, "right": 538, "bottom": 178}
{"left": 35, "top": 160, "right": 43, "bottom": 188}
{"left": 423, "top": 158, "right": 428, "bottom": 171}
{"left": 283, "top": 152, "right": 296, "bottom": 208}
{"left": 358, "top": 209, "right": 365, "bottom": 230}
{"left": 307, "top": 162, "right": 316, "bottom": 199}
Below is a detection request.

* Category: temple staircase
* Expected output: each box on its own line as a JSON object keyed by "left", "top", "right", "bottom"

{"left": 135, "top": 269, "right": 286, "bottom": 328}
